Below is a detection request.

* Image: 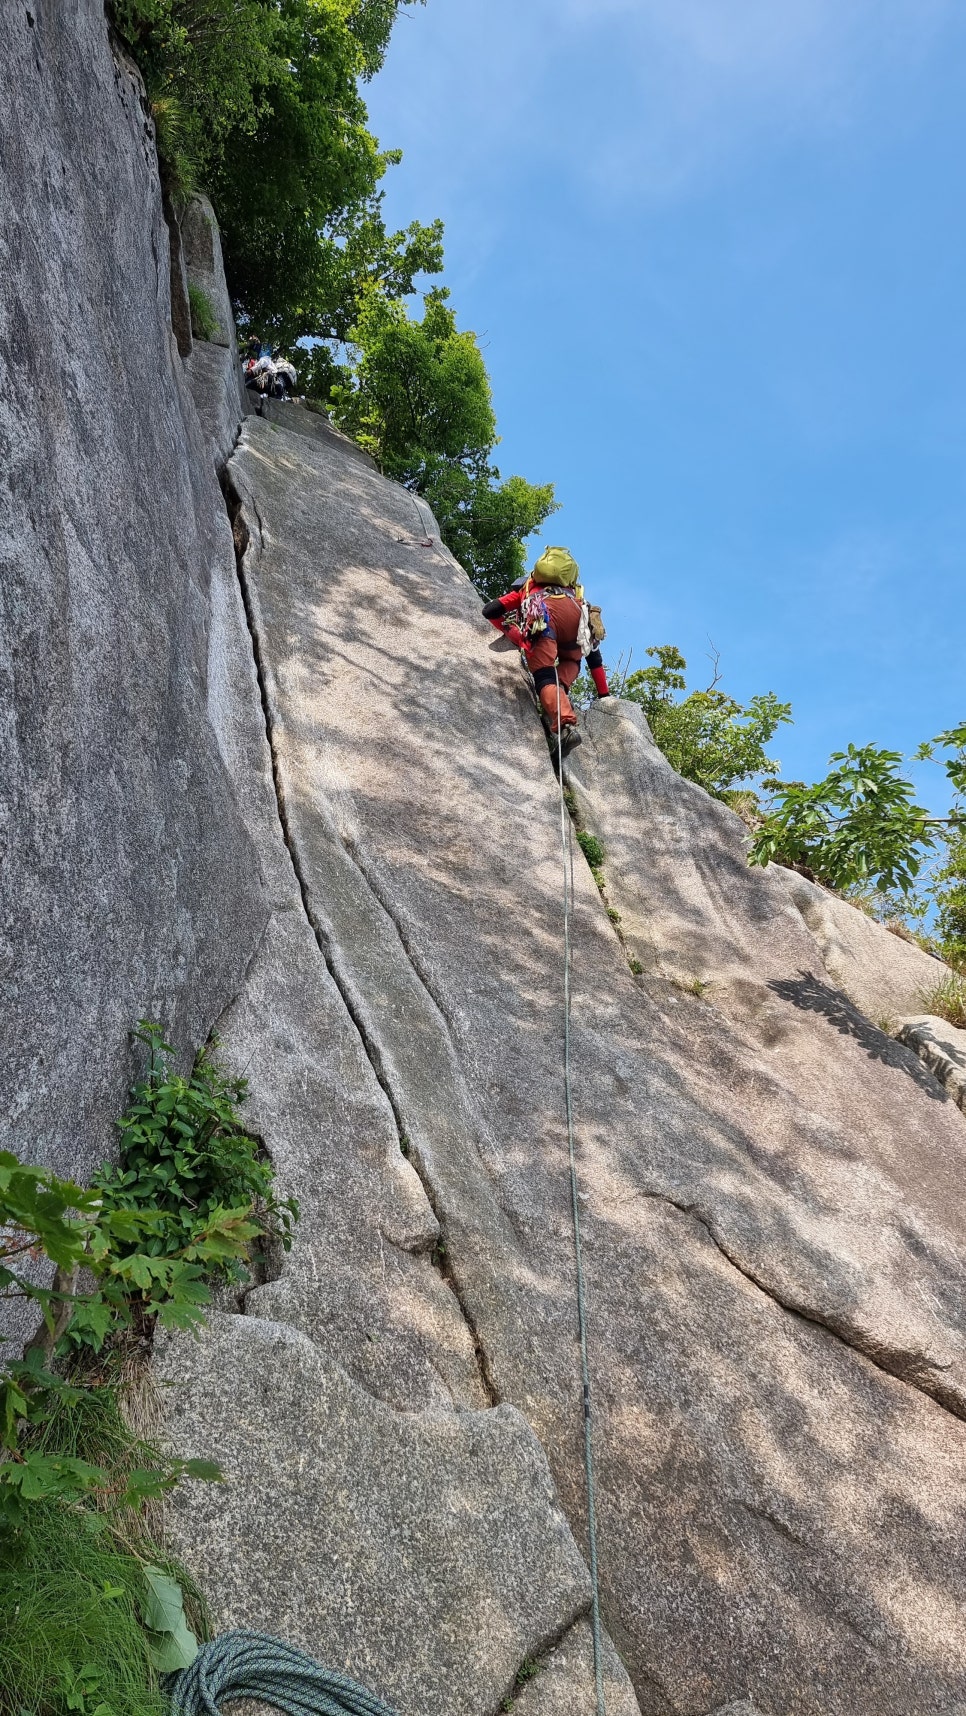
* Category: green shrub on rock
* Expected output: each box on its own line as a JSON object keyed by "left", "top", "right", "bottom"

{"left": 187, "top": 282, "right": 218, "bottom": 341}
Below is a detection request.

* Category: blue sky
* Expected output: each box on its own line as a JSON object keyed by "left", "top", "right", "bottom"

{"left": 366, "top": 0, "right": 965, "bottom": 803}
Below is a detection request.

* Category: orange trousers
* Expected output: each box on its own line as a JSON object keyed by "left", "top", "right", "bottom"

{"left": 527, "top": 595, "right": 582, "bottom": 731}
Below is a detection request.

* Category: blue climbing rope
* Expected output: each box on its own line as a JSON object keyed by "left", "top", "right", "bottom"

{"left": 166, "top": 1631, "right": 399, "bottom": 1716}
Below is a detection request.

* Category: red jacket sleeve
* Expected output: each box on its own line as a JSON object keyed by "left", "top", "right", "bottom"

{"left": 482, "top": 590, "right": 527, "bottom": 651}
{"left": 482, "top": 589, "right": 522, "bottom": 631}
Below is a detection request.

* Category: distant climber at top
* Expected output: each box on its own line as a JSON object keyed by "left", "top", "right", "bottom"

{"left": 482, "top": 546, "right": 610, "bottom": 751}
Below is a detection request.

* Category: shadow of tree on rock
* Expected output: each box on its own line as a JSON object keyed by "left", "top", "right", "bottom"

{"left": 768, "top": 971, "right": 947, "bottom": 1102}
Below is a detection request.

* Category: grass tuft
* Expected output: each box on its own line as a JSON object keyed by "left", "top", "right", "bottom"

{"left": 187, "top": 282, "right": 218, "bottom": 341}
{"left": 920, "top": 971, "right": 966, "bottom": 1030}
{"left": 0, "top": 1380, "right": 207, "bottom": 1716}
{"left": 0, "top": 1498, "right": 166, "bottom": 1716}
{"left": 576, "top": 830, "right": 605, "bottom": 871}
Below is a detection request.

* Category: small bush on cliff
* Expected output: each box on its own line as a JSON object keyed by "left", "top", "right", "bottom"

{"left": 0, "top": 1023, "right": 294, "bottom": 1713}
{"left": 574, "top": 645, "right": 792, "bottom": 800}
{"left": 89, "top": 1021, "right": 298, "bottom": 1311}
{"left": 1, "top": 1022, "right": 296, "bottom": 1512}
{"left": 187, "top": 282, "right": 218, "bottom": 341}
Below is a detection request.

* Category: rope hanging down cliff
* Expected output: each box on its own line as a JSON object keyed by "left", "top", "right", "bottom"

{"left": 165, "top": 668, "right": 606, "bottom": 1716}
{"left": 554, "top": 665, "right": 607, "bottom": 1716}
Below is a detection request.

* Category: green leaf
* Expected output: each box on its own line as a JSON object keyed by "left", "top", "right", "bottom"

{"left": 145, "top": 1619, "right": 199, "bottom": 1673}
{"left": 142, "top": 1565, "right": 190, "bottom": 1633}
{"left": 142, "top": 1565, "right": 199, "bottom": 1672}
{"left": 180, "top": 1457, "right": 224, "bottom": 1482}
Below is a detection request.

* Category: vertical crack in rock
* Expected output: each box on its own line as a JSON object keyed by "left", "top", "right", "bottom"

{"left": 221, "top": 474, "right": 497, "bottom": 1405}
{"left": 341, "top": 830, "right": 465, "bottom": 1052}
{"left": 647, "top": 1189, "right": 966, "bottom": 1421}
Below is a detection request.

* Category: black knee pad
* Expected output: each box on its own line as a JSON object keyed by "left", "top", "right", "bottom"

{"left": 531, "top": 665, "right": 559, "bottom": 692}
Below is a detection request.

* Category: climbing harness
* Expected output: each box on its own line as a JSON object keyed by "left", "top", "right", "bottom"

{"left": 166, "top": 1629, "right": 399, "bottom": 1716}
{"left": 553, "top": 665, "right": 607, "bottom": 1716}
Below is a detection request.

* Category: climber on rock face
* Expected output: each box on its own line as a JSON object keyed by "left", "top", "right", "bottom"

{"left": 482, "top": 546, "right": 610, "bottom": 751}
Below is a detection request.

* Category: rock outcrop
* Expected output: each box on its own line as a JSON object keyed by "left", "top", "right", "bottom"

{"left": 0, "top": 1, "right": 265, "bottom": 1182}
{"left": 4, "top": 8, "right": 966, "bottom": 1716}
{"left": 897, "top": 1013, "right": 966, "bottom": 1112}
{"left": 775, "top": 865, "right": 945, "bottom": 1023}
{"left": 156, "top": 414, "right": 966, "bottom": 1715}
{"left": 181, "top": 191, "right": 246, "bottom": 470}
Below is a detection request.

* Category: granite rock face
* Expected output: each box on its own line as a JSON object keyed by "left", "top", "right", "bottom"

{"left": 181, "top": 193, "right": 245, "bottom": 469}
{"left": 156, "top": 1315, "right": 593, "bottom": 1716}
{"left": 0, "top": 2, "right": 265, "bottom": 1181}
{"left": 180, "top": 193, "right": 235, "bottom": 347}
{"left": 567, "top": 701, "right": 966, "bottom": 1412}
{"left": 166, "top": 373, "right": 625, "bottom": 1712}
{"left": 775, "top": 864, "right": 947, "bottom": 1022}
{"left": 7, "top": 7, "right": 966, "bottom": 1714}
{"left": 510, "top": 1619, "right": 642, "bottom": 1716}
{"left": 186, "top": 413, "right": 966, "bottom": 1716}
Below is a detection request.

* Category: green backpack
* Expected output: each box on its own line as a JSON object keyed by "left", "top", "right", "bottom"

{"left": 532, "top": 546, "right": 580, "bottom": 588}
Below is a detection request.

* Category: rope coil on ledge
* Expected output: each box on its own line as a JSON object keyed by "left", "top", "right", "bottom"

{"left": 166, "top": 1631, "right": 399, "bottom": 1716}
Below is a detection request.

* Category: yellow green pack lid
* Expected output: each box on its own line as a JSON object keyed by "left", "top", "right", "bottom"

{"left": 532, "top": 546, "right": 580, "bottom": 587}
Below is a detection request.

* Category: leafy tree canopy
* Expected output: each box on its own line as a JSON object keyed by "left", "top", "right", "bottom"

{"left": 425, "top": 465, "right": 559, "bottom": 601}
{"left": 580, "top": 645, "right": 792, "bottom": 799}
{"left": 111, "top": 2, "right": 555, "bottom": 577}
{"left": 111, "top": 0, "right": 440, "bottom": 342}
{"left": 333, "top": 288, "right": 496, "bottom": 472}
{"left": 746, "top": 723, "right": 965, "bottom": 967}
{"left": 915, "top": 724, "right": 966, "bottom": 964}
{"left": 749, "top": 744, "right": 936, "bottom": 895}
{"left": 331, "top": 288, "right": 557, "bottom": 593}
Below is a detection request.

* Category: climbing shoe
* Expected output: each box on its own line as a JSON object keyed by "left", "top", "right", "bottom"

{"left": 560, "top": 727, "right": 582, "bottom": 753}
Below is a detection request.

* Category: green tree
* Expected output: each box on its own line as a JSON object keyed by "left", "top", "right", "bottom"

{"left": 111, "top": 0, "right": 441, "bottom": 341}
{"left": 333, "top": 288, "right": 496, "bottom": 470}
{"left": 585, "top": 645, "right": 792, "bottom": 798}
{"left": 424, "top": 465, "right": 558, "bottom": 600}
{"left": 331, "top": 289, "right": 557, "bottom": 592}
{"left": 917, "top": 723, "right": 966, "bottom": 966}
{"left": 749, "top": 744, "right": 935, "bottom": 894}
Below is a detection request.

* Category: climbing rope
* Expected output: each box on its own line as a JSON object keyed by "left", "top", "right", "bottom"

{"left": 553, "top": 666, "right": 607, "bottom": 1716}
{"left": 167, "top": 675, "right": 605, "bottom": 1716}
{"left": 166, "top": 1630, "right": 399, "bottom": 1716}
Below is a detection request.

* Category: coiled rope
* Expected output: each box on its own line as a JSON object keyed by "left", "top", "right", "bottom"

{"left": 166, "top": 1630, "right": 399, "bottom": 1716}
{"left": 553, "top": 666, "right": 607, "bottom": 1716}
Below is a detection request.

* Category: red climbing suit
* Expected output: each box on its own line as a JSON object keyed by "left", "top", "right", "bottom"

{"left": 483, "top": 577, "right": 610, "bottom": 733}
